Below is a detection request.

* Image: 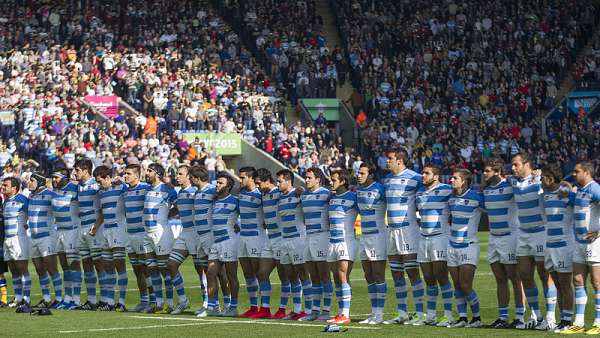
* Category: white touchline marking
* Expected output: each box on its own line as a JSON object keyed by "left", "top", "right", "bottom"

{"left": 128, "top": 315, "right": 381, "bottom": 330}
{"left": 59, "top": 322, "right": 216, "bottom": 334}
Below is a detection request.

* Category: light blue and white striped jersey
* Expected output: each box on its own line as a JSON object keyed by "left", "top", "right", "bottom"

{"left": 212, "top": 194, "right": 239, "bottom": 243}
{"left": 99, "top": 183, "right": 127, "bottom": 230}
{"left": 449, "top": 189, "right": 484, "bottom": 247}
{"left": 262, "top": 187, "right": 281, "bottom": 239}
{"left": 28, "top": 188, "right": 56, "bottom": 239}
{"left": 574, "top": 180, "right": 600, "bottom": 244}
{"left": 301, "top": 186, "right": 331, "bottom": 235}
{"left": 483, "top": 179, "right": 518, "bottom": 236}
{"left": 3, "top": 193, "right": 29, "bottom": 238}
{"left": 543, "top": 189, "right": 575, "bottom": 248}
{"left": 510, "top": 175, "right": 545, "bottom": 233}
{"left": 239, "top": 187, "right": 265, "bottom": 237}
{"left": 78, "top": 178, "right": 100, "bottom": 228}
{"left": 328, "top": 191, "right": 357, "bottom": 243}
{"left": 383, "top": 169, "right": 422, "bottom": 229}
{"left": 194, "top": 183, "right": 216, "bottom": 236}
{"left": 277, "top": 188, "right": 304, "bottom": 239}
{"left": 143, "top": 183, "right": 177, "bottom": 232}
{"left": 415, "top": 183, "right": 452, "bottom": 236}
{"left": 356, "top": 182, "right": 386, "bottom": 236}
{"left": 124, "top": 182, "right": 151, "bottom": 234}
{"left": 176, "top": 185, "right": 198, "bottom": 230}
{"left": 52, "top": 182, "right": 79, "bottom": 231}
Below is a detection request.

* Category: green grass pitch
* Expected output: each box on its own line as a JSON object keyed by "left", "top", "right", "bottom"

{"left": 0, "top": 232, "right": 595, "bottom": 337}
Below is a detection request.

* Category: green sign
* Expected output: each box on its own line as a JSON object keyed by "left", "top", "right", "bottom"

{"left": 302, "top": 98, "right": 340, "bottom": 121}
{"left": 183, "top": 133, "right": 242, "bottom": 156}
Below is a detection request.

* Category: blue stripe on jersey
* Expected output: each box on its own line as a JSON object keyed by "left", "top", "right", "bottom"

{"left": 3, "top": 194, "right": 29, "bottom": 238}
{"left": 383, "top": 169, "right": 421, "bottom": 229}
{"left": 415, "top": 183, "right": 451, "bottom": 236}
{"left": 100, "top": 184, "right": 127, "bottom": 229}
{"left": 262, "top": 187, "right": 281, "bottom": 239}
{"left": 483, "top": 179, "right": 517, "bottom": 236}
{"left": 510, "top": 175, "right": 545, "bottom": 231}
{"left": 449, "top": 189, "right": 483, "bottom": 245}
{"left": 277, "top": 189, "right": 304, "bottom": 239}
{"left": 52, "top": 182, "right": 79, "bottom": 231}
{"left": 143, "top": 183, "right": 176, "bottom": 231}
{"left": 301, "top": 186, "right": 331, "bottom": 234}
{"left": 28, "top": 189, "right": 56, "bottom": 239}
{"left": 356, "top": 182, "right": 385, "bottom": 236}
{"left": 574, "top": 181, "right": 600, "bottom": 244}
{"left": 212, "top": 194, "right": 239, "bottom": 242}
{"left": 543, "top": 190, "right": 574, "bottom": 246}
{"left": 194, "top": 184, "right": 216, "bottom": 236}
{"left": 124, "top": 182, "right": 150, "bottom": 234}
{"left": 328, "top": 191, "right": 357, "bottom": 243}
{"left": 78, "top": 178, "right": 100, "bottom": 228}
{"left": 177, "top": 185, "right": 197, "bottom": 229}
{"left": 238, "top": 188, "right": 264, "bottom": 237}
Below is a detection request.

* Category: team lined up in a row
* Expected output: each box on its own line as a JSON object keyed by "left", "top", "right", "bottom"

{"left": 1, "top": 151, "right": 599, "bottom": 334}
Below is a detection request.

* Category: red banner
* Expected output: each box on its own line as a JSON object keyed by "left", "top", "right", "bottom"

{"left": 84, "top": 95, "right": 118, "bottom": 119}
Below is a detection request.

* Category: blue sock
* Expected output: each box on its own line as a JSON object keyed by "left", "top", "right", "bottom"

{"left": 515, "top": 303, "right": 525, "bottom": 321}
{"left": 323, "top": 282, "right": 333, "bottom": 313}
{"left": 455, "top": 289, "right": 467, "bottom": 318}
{"left": 544, "top": 285, "right": 557, "bottom": 322}
{"left": 440, "top": 283, "right": 453, "bottom": 318}
{"left": 246, "top": 277, "right": 259, "bottom": 308}
{"left": 367, "top": 283, "right": 377, "bottom": 313}
{"left": 394, "top": 279, "right": 408, "bottom": 315}
{"left": 376, "top": 283, "right": 387, "bottom": 315}
{"left": 150, "top": 272, "right": 163, "bottom": 305}
{"left": 23, "top": 274, "right": 32, "bottom": 302}
{"left": 12, "top": 276, "right": 23, "bottom": 302}
{"left": 525, "top": 287, "right": 541, "bottom": 320}
{"left": 106, "top": 271, "right": 116, "bottom": 305}
{"left": 84, "top": 271, "right": 97, "bottom": 304}
{"left": 72, "top": 271, "right": 82, "bottom": 304}
{"left": 280, "top": 280, "right": 291, "bottom": 309}
{"left": 39, "top": 272, "right": 51, "bottom": 302}
{"left": 229, "top": 297, "right": 238, "bottom": 309}
{"left": 223, "top": 294, "right": 231, "bottom": 307}
{"left": 499, "top": 306, "right": 509, "bottom": 320}
{"left": 412, "top": 279, "right": 424, "bottom": 316}
{"left": 165, "top": 274, "right": 173, "bottom": 306}
{"left": 259, "top": 280, "right": 272, "bottom": 308}
{"left": 340, "top": 282, "right": 352, "bottom": 317}
{"left": 574, "top": 285, "right": 587, "bottom": 326}
{"left": 594, "top": 289, "right": 600, "bottom": 323}
{"left": 63, "top": 270, "right": 72, "bottom": 302}
{"left": 98, "top": 271, "right": 107, "bottom": 303}
{"left": 466, "top": 290, "right": 480, "bottom": 317}
{"left": 301, "top": 280, "right": 313, "bottom": 314}
{"left": 52, "top": 272, "right": 63, "bottom": 302}
{"left": 426, "top": 285, "right": 439, "bottom": 319}
{"left": 172, "top": 272, "right": 187, "bottom": 301}
{"left": 117, "top": 271, "right": 128, "bottom": 305}
{"left": 291, "top": 281, "right": 302, "bottom": 313}
{"left": 311, "top": 283, "right": 322, "bottom": 312}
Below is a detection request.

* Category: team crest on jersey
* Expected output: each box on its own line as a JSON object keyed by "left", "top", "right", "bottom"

{"left": 464, "top": 200, "right": 469, "bottom": 205}
{"left": 434, "top": 190, "right": 439, "bottom": 195}
{"left": 499, "top": 188, "right": 504, "bottom": 193}
{"left": 288, "top": 198, "right": 292, "bottom": 202}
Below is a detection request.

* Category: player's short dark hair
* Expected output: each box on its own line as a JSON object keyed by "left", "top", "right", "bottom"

{"left": 125, "top": 164, "right": 141, "bottom": 177}
{"left": 74, "top": 159, "right": 93, "bottom": 174}
{"left": 485, "top": 158, "right": 505, "bottom": 174}
{"left": 148, "top": 163, "right": 165, "bottom": 178}
{"left": 254, "top": 168, "right": 273, "bottom": 183}
{"left": 387, "top": 148, "right": 410, "bottom": 166}
{"left": 513, "top": 153, "right": 531, "bottom": 165}
{"left": 541, "top": 163, "right": 563, "bottom": 184}
{"left": 178, "top": 165, "right": 191, "bottom": 173}
{"left": 359, "top": 162, "right": 376, "bottom": 178}
{"left": 305, "top": 167, "right": 323, "bottom": 183}
{"left": 93, "top": 165, "right": 112, "bottom": 179}
{"left": 423, "top": 164, "right": 441, "bottom": 176}
{"left": 331, "top": 169, "right": 350, "bottom": 189}
{"left": 239, "top": 166, "right": 256, "bottom": 177}
{"left": 217, "top": 172, "right": 234, "bottom": 192}
{"left": 190, "top": 165, "right": 209, "bottom": 182}
{"left": 576, "top": 160, "right": 596, "bottom": 175}
{"left": 453, "top": 168, "right": 473, "bottom": 187}
{"left": 3, "top": 177, "right": 20, "bottom": 191}
{"left": 276, "top": 169, "right": 294, "bottom": 185}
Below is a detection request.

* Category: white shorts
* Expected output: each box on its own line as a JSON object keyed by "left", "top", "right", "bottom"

{"left": 196, "top": 234, "right": 214, "bottom": 258}
{"left": 573, "top": 240, "right": 600, "bottom": 265}
{"left": 488, "top": 233, "right": 518, "bottom": 265}
{"left": 238, "top": 235, "right": 266, "bottom": 259}
{"left": 144, "top": 227, "right": 174, "bottom": 256}
{"left": 127, "top": 233, "right": 150, "bottom": 255}
{"left": 447, "top": 243, "right": 480, "bottom": 268}
{"left": 359, "top": 234, "right": 387, "bottom": 261}
{"left": 102, "top": 227, "right": 128, "bottom": 249}
{"left": 30, "top": 236, "right": 56, "bottom": 258}
{"left": 55, "top": 229, "right": 79, "bottom": 254}
{"left": 387, "top": 227, "right": 419, "bottom": 256}
{"left": 305, "top": 232, "right": 329, "bottom": 262}
{"left": 417, "top": 234, "right": 448, "bottom": 263}
{"left": 261, "top": 236, "right": 283, "bottom": 260}
{"left": 517, "top": 230, "right": 545, "bottom": 259}
{"left": 545, "top": 245, "right": 573, "bottom": 273}
{"left": 3, "top": 236, "right": 30, "bottom": 261}
{"left": 79, "top": 227, "right": 102, "bottom": 252}
{"left": 280, "top": 236, "right": 306, "bottom": 265}
{"left": 327, "top": 238, "right": 357, "bottom": 262}
{"left": 172, "top": 229, "right": 199, "bottom": 254}
{"left": 208, "top": 237, "right": 238, "bottom": 262}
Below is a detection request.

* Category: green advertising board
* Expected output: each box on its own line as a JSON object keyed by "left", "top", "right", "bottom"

{"left": 183, "top": 133, "right": 242, "bottom": 156}
{"left": 302, "top": 98, "right": 340, "bottom": 121}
